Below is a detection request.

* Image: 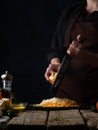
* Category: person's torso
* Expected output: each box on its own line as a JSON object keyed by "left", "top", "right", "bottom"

{"left": 56, "top": 11, "right": 98, "bottom": 104}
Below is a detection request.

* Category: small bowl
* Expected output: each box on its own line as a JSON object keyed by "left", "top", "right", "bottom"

{"left": 12, "top": 103, "right": 27, "bottom": 112}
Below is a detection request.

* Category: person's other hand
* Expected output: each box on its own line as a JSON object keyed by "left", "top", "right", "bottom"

{"left": 67, "top": 34, "right": 82, "bottom": 56}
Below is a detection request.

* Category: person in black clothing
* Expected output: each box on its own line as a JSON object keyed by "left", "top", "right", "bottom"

{"left": 44, "top": 0, "right": 98, "bottom": 105}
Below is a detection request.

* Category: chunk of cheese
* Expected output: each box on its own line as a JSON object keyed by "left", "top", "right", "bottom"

{"left": 49, "top": 73, "right": 57, "bottom": 83}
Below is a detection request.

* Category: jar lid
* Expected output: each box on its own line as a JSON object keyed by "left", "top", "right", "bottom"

{"left": 1, "top": 71, "right": 13, "bottom": 80}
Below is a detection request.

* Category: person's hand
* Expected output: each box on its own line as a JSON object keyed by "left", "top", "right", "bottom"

{"left": 67, "top": 34, "right": 82, "bottom": 56}
{"left": 44, "top": 62, "right": 60, "bottom": 84}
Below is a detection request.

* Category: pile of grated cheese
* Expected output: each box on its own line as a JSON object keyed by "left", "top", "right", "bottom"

{"left": 35, "top": 97, "right": 78, "bottom": 107}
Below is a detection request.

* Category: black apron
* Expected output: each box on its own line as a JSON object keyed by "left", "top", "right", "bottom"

{"left": 56, "top": 21, "right": 98, "bottom": 104}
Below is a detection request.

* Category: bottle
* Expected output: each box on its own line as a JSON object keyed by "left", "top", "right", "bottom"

{"left": 1, "top": 71, "right": 13, "bottom": 109}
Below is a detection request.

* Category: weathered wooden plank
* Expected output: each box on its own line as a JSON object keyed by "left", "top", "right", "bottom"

{"left": 80, "top": 110, "right": 98, "bottom": 130}
{"left": 7, "top": 110, "right": 48, "bottom": 130}
{"left": 24, "top": 110, "right": 48, "bottom": 125}
{"left": 47, "top": 110, "right": 85, "bottom": 130}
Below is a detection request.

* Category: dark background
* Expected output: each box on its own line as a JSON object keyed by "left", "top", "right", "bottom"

{"left": 1, "top": 0, "right": 82, "bottom": 103}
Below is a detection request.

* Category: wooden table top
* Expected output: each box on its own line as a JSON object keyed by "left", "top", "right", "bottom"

{"left": 6, "top": 108, "right": 98, "bottom": 130}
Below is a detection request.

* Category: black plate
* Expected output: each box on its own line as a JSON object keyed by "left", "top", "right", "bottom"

{"left": 26, "top": 104, "right": 85, "bottom": 110}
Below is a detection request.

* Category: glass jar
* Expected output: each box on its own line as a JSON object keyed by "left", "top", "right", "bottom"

{"left": 1, "top": 71, "right": 13, "bottom": 109}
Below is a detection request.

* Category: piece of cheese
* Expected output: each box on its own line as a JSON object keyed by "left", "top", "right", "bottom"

{"left": 49, "top": 73, "right": 57, "bottom": 83}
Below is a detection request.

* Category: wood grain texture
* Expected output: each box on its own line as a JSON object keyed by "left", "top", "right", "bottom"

{"left": 80, "top": 110, "right": 98, "bottom": 130}
{"left": 7, "top": 110, "right": 48, "bottom": 130}
{"left": 47, "top": 110, "right": 85, "bottom": 130}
